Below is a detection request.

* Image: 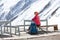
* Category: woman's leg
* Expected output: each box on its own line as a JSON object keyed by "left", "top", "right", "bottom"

{"left": 36, "top": 25, "right": 45, "bottom": 31}
{"left": 27, "top": 25, "right": 31, "bottom": 31}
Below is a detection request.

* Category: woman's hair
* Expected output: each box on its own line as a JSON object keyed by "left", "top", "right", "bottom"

{"left": 34, "top": 11, "right": 39, "bottom": 15}
{"left": 34, "top": 11, "right": 38, "bottom": 13}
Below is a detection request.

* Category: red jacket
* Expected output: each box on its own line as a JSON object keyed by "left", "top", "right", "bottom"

{"left": 32, "top": 13, "right": 41, "bottom": 25}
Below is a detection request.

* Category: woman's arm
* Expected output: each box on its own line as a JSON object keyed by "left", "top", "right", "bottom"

{"left": 32, "top": 16, "right": 36, "bottom": 21}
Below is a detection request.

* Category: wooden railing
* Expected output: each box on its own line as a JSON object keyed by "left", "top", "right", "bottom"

{"left": 2, "top": 19, "right": 58, "bottom": 36}
{"left": 24, "top": 20, "right": 58, "bottom": 32}
{"left": 24, "top": 19, "right": 48, "bottom": 31}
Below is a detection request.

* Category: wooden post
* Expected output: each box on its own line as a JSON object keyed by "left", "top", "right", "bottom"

{"left": 10, "top": 22, "right": 12, "bottom": 37}
{"left": 18, "top": 26, "right": 20, "bottom": 36}
{"left": 54, "top": 25, "right": 58, "bottom": 31}
{"left": 46, "top": 19, "right": 48, "bottom": 31}
{"left": 24, "top": 20, "right": 25, "bottom": 31}
{"left": 1, "top": 26, "right": 2, "bottom": 36}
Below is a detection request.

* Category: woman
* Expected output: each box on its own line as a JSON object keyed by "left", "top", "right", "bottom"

{"left": 32, "top": 12, "right": 45, "bottom": 31}
{"left": 32, "top": 11, "right": 41, "bottom": 28}
{"left": 28, "top": 11, "right": 41, "bottom": 31}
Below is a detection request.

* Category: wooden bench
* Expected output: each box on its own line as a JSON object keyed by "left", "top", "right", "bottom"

{"left": 40, "top": 25, "right": 58, "bottom": 31}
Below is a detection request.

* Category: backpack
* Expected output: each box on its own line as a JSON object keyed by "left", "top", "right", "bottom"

{"left": 29, "top": 22, "right": 38, "bottom": 35}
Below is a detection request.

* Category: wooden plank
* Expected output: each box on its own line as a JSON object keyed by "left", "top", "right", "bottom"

{"left": 4, "top": 25, "right": 57, "bottom": 27}
{"left": 40, "top": 25, "right": 57, "bottom": 27}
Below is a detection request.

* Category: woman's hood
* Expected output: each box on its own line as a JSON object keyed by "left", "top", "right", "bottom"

{"left": 35, "top": 12, "right": 39, "bottom": 15}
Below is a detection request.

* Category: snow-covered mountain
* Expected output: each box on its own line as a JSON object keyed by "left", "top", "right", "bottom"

{"left": 0, "top": 0, "right": 60, "bottom": 29}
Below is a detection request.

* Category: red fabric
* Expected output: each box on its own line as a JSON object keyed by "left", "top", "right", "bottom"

{"left": 32, "top": 12, "right": 41, "bottom": 25}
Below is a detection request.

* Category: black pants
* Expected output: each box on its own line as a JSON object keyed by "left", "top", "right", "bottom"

{"left": 36, "top": 25, "right": 40, "bottom": 27}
